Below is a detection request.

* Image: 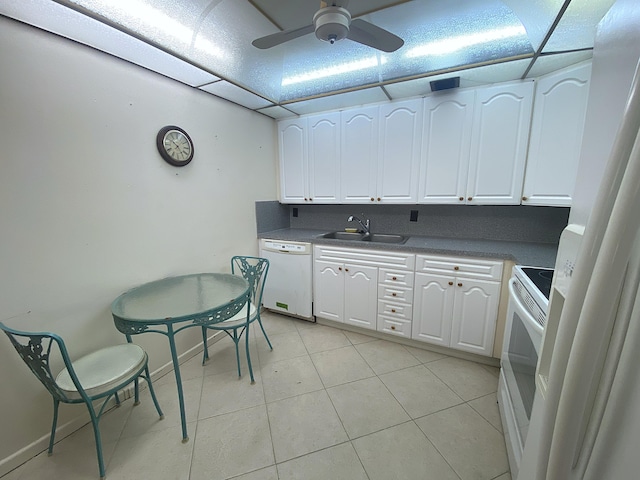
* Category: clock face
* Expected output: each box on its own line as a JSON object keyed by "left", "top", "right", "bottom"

{"left": 156, "top": 126, "right": 194, "bottom": 166}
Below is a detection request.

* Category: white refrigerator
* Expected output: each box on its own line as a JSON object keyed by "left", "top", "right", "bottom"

{"left": 517, "top": 0, "right": 640, "bottom": 478}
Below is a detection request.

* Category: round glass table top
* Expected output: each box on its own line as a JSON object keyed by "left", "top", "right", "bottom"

{"left": 111, "top": 273, "right": 249, "bottom": 323}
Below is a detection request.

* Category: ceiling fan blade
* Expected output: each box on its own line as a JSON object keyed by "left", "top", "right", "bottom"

{"left": 252, "top": 23, "right": 315, "bottom": 49}
{"left": 347, "top": 18, "right": 404, "bottom": 52}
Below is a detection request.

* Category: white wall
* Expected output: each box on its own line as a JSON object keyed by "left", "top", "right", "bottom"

{"left": 569, "top": 0, "right": 640, "bottom": 227}
{"left": 0, "top": 16, "right": 277, "bottom": 473}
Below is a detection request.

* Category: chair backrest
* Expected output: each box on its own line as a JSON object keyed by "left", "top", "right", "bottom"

{"left": 0, "top": 322, "right": 82, "bottom": 403}
{"left": 231, "top": 256, "right": 269, "bottom": 308}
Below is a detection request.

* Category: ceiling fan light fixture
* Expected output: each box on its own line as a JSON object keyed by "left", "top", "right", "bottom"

{"left": 314, "top": 6, "right": 351, "bottom": 44}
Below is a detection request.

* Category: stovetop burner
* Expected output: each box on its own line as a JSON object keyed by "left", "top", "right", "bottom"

{"left": 521, "top": 267, "right": 554, "bottom": 300}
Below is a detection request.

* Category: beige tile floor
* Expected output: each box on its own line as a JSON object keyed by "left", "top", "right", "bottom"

{"left": 3, "top": 311, "right": 511, "bottom": 480}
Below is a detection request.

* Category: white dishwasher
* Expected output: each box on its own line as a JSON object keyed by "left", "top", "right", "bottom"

{"left": 259, "top": 239, "right": 313, "bottom": 321}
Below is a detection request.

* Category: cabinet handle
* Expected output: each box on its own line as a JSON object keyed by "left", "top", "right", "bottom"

{"left": 391, "top": 309, "right": 396, "bottom": 313}
{"left": 392, "top": 292, "right": 397, "bottom": 297}
{"left": 392, "top": 276, "right": 397, "bottom": 281}
{"left": 448, "top": 281, "right": 453, "bottom": 286}
{"left": 391, "top": 325, "right": 396, "bottom": 330}
{"left": 458, "top": 282, "right": 463, "bottom": 287}
{"left": 338, "top": 267, "right": 342, "bottom": 271}
{"left": 304, "top": 198, "right": 308, "bottom": 202}
{"left": 459, "top": 196, "right": 464, "bottom": 201}
{"left": 345, "top": 268, "right": 349, "bottom": 272}
{"left": 309, "top": 198, "right": 313, "bottom": 202}
{"left": 454, "top": 266, "right": 459, "bottom": 271}
{"left": 377, "top": 197, "right": 381, "bottom": 202}
{"left": 370, "top": 197, "right": 375, "bottom": 202}
{"left": 467, "top": 196, "right": 472, "bottom": 201}
{"left": 522, "top": 196, "right": 528, "bottom": 201}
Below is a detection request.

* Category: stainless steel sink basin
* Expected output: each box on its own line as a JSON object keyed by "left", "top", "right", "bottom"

{"left": 320, "top": 232, "right": 408, "bottom": 244}
{"left": 321, "top": 231, "right": 366, "bottom": 241}
{"left": 362, "top": 233, "right": 408, "bottom": 244}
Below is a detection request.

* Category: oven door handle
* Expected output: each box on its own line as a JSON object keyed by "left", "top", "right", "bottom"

{"left": 508, "top": 278, "right": 544, "bottom": 337}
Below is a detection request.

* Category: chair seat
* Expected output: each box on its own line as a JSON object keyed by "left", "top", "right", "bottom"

{"left": 56, "top": 344, "right": 147, "bottom": 400}
{"left": 211, "top": 303, "right": 258, "bottom": 329}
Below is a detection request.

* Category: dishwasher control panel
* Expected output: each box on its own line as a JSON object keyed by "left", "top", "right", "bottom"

{"left": 262, "top": 240, "right": 310, "bottom": 254}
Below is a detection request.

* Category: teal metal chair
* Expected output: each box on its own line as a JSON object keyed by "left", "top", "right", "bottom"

{"left": 201, "top": 256, "right": 271, "bottom": 383}
{"left": 0, "top": 321, "right": 164, "bottom": 479}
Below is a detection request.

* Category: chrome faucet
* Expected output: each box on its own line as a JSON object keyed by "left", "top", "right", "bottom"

{"left": 347, "top": 214, "right": 370, "bottom": 235}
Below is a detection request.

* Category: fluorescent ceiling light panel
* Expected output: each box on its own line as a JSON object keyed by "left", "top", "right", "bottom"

{"left": 405, "top": 25, "right": 527, "bottom": 58}
{"left": 282, "top": 56, "right": 388, "bottom": 86}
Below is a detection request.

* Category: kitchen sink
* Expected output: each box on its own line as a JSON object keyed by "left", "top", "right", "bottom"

{"left": 320, "top": 231, "right": 366, "bottom": 241}
{"left": 362, "top": 233, "right": 408, "bottom": 244}
{"left": 320, "top": 232, "right": 408, "bottom": 244}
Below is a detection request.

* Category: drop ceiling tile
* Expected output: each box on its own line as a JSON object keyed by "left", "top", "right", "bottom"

{"left": 256, "top": 105, "right": 298, "bottom": 119}
{"left": 1, "top": 0, "right": 219, "bottom": 87}
{"left": 285, "top": 87, "right": 389, "bottom": 116}
{"left": 385, "top": 58, "right": 532, "bottom": 99}
{"left": 543, "top": 0, "right": 615, "bottom": 52}
{"left": 199, "top": 80, "right": 273, "bottom": 110}
{"left": 525, "top": 52, "right": 593, "bottom": 78}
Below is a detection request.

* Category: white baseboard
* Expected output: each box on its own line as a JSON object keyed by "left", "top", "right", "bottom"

{"left": 0, "top": 331, "right": 224, "bottom": 477}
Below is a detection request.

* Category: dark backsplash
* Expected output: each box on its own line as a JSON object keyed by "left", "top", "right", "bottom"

{"left": 287, "top": 204, "right": 569, "bottom": 244}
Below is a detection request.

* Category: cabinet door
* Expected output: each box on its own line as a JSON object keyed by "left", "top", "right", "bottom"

{"left": 468, "top": 81, "right": 534, "bottom": 205}
{"left": 523, "top": 62, "right": 592, "bottom": 206}
{"left": 419, "top": 90, "right": 475, "bottom": 204}
{"left": 450, "top": 278, "right": 500, "bottom": 356}
{"left": 309, "top": 113, "right": 341, "bottom": 203}
{"left": 313, "top": 260, "right": 344, "bottom": 322}
{"left": 378, "top": 99, "right": 422, "bottom": 203}
{"left": 412, "top": 272, "right": 455, "bottom": 346}
{"left": 340, "top": 106, "right": 379, "bottom": 203}
{"left": 344, "top": 264, "right": 378, "bottom": 330}
{"left": 278, "top": 118, "right": 308, "bottom": 203}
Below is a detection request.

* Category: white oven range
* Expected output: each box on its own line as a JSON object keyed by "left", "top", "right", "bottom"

{"left": 498, "top": 265, "right": 553, "bottom": 478}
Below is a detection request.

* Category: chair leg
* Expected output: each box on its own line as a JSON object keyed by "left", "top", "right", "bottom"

{"left": 48, "top": 399, "right": 59, "bottom": 456}
{"left": 256, "top": 313, "right": 273, "bottom": 350}
{"left": 133, "top": 377, "right": 140, "bottom": 406}
{"left": 201, "top": 326, "right": 210, "bottom": 365}
{"left": 143, "top": 366, "right": 164, "bottom": 420}
{"left": 86, "top": 405, "right": 106, "bottom": 480}
{"left": 245, "top": 322, "right": 255, "bottom": 384}
{"left": 232, "top": 329, "right": 242, "bottom": 378}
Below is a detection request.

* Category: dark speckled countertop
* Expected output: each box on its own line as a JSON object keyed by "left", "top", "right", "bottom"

{"left": 258, "top": 228, "right": 558, "bottom": 268}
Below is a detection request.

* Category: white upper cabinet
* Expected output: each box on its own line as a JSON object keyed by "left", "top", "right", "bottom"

{"left": 377, "top": 99, "right": 422, "bottom": 203}
{"left": 468, "top": 81, "right": 534, "bottom": 205}
{"left": 419, "top": 90, "right": 475, "bottom": 204}
{"left": 308, "top": 112, "right": 341, "bottom": 203}
{"left": 522, "top": 62, "right": 592, "bottom": 206}
{"left": 278, "top": 117, "right": 308, "bottom": 203}
{"left": 278, "top": 74, "right": 584, "bottom": 206}
{"left": 340, "top": 106, "right": 379, "bottom": 203}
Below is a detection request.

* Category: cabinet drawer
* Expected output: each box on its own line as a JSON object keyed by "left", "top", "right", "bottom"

{"left": 378, "top": 284, "right": 413, "bottom": 303}
{"left": 377, "top": 300, "right": 413, "bottom": 321}
{"left": 416, "top": 254, "right": 503, "bottom": 281}
{"left": 379, "top": 268, "right": 414, "bottom": 287}
{"left": 377, "top": 316, "right": 412, "bottom": 338}
{"left": 314, "top": 245, "right": 415, "bottom": 270}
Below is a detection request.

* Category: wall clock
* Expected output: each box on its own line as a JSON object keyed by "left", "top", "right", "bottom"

{"left": 156, "top": 125, "right": 194, "bottom": 167}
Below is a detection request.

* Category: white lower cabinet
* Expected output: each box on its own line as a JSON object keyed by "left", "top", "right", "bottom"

{"left": 377, "top": 267, "right": 414, "bottom": 338}
{"left": 314, "top": 260, "right": 377, "bottom": 328}
{"left": 314, "top": 246, "right": 414, "bottom": 331}
{"left": 412, "top": 255, "right": 503, "bottom": 356}
{"left": 314, "top": 246, "right": 502, "bottom": 355}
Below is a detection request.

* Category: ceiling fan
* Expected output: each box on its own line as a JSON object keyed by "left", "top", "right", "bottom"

{"left": 251, "top": 1, "right": 404, "bottom": 53}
